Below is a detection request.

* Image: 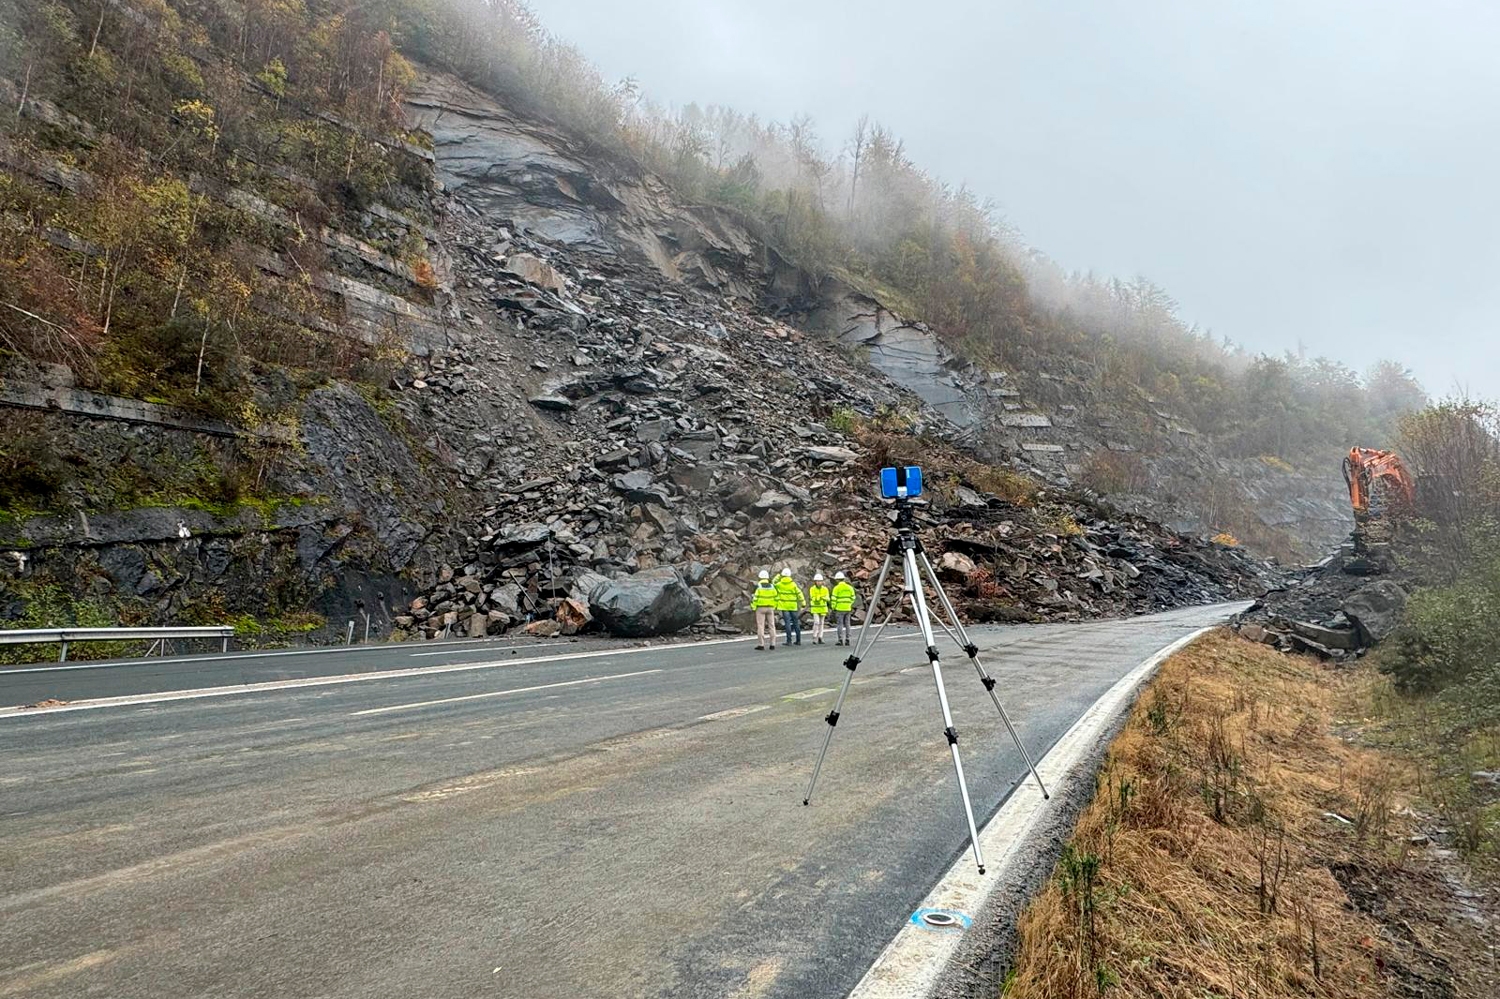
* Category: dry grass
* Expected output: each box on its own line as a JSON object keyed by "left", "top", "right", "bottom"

{"left": 1004, "top": 629, "right": 1414, "bottom": 999}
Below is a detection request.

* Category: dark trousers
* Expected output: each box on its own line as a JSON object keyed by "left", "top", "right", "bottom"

{"left": 781, "top": 610, "right": 801, "bottom": 643}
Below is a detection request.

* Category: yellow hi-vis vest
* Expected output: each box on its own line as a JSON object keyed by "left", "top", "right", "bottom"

{"left": 750, "top": 582, "right": 778, "bottom": 609}
{"left": 774, "top": 576, "right": 805, "bottom": 611}
{"left": 808, "top": 585, "right": 830, "bottom": 614}
{"left": 831, "top": 581, "right": 857, "bottom": 612}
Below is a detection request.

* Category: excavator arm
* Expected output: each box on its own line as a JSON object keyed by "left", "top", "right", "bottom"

{"left": 1343, "top": 447, "right": 1416, "bottom": 519}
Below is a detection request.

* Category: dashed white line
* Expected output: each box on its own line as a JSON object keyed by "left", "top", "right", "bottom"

{"left": 782, "top": 687, "right": 837, "bottom": 700}
{"left": 348, "top": 669, "right": 665, "bottom": 717}
{"left": 698, "top": 705, "right": 771, "bottom": 722}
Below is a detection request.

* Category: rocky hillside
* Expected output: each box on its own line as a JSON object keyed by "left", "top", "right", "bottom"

{"left": 0, "top": 9, "right": 1304, "bottom": 641}
{"left": 403, "top": 73, "right": 1352, "bottom": 555}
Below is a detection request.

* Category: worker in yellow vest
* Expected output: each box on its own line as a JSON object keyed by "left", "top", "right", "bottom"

{"left": 750, "top": 570, "right": 779, "bottom": 651}
{"left": 774, "top": 567, "right": 806, "bottom": 647}
{"left": 807, "top": 572, "right": 831, "bottom": 644}
{"left": 831, "top": 571, "right": 858, "bottom": 646}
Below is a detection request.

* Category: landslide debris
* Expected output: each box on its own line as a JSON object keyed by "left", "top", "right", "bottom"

{"left": 386, "top": 75, "right": 1284, "bottom": 643}
{"left": 394, "top": 333, "right": 1277, "bottom": 640}
{"left": 1234, "top": 531, "right": 1421, "bottom": 660}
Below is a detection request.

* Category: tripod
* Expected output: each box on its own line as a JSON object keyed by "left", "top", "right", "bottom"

{"left": 801, "top": 500, "right": 1049, "bottom": 874}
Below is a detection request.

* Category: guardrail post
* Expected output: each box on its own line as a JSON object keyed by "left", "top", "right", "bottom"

{"left": 59, "top": 640, "right": 68, "bottom": 662}
{"left": 222, "top": 635, "right": 230, "bottom": 653}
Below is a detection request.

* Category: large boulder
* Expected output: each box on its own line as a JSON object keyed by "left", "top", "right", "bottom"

{"left": 501, "top": 253, "right": 567, "bottom": 294}
{"left": 1342, "top": 581, "right": 1409, "bottom": 646}
{"left": 938, "top": 551, "right": 978, "bottom": 581}
{"left": 1285, "top": 619, "right": 1361, "bottom": 652}
{"left": 588, "top": 568, "right": 703, "bottom": 637}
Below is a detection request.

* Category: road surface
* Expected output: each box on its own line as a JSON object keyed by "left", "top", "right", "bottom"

{"left": 0, "top": 604, "right": 1240, "bottom": 998}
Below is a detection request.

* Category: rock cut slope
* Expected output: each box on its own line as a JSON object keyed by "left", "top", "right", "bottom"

{"left": 0, "top": 61, "right": 1278, "bottom": 643}
{"left": 380, "top": 72, "right": 1277, "bottom": 640}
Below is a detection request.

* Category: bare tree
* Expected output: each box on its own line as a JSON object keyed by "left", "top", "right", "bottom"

{"left": 708, "top": 105, "right": 744, "bottom": 172}
{"left": 788, "top": 113, "right": 817, "bottom": 182}
{"left": 846, "top": 114, "right": 869, "bottom": 218}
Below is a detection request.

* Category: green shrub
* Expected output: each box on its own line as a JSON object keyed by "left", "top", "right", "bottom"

{"left": 0, "top": 582, "right": 130, "bottom": 664}
{"left": 1379, "top": 560, "right": 1500, "bottom": 694}
{"left": 828, "top": 405, "right": 858, "bottom": 434}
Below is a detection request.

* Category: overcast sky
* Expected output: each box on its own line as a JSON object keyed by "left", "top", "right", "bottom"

{"left": 528, "top": 0, "right": 1499, "bottom": 399}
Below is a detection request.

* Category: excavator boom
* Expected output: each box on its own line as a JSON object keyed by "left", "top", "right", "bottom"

{"left": 1342, "top": 447, "right": 1416, "bottom": 519}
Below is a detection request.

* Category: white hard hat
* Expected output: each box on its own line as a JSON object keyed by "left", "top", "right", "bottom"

{"left": 813, "top": 572, "right": 825, "bottom": 581}
{"left": 834, "top": 571, "right": 846, "bottom": 580}
{"left": 781, "top": 567, "right": 792, "bottom": 576}
{"left": 758, "top": 570, "right": 770, "bottom": 580}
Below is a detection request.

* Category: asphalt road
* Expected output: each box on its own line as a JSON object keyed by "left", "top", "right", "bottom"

{"left": 0, "top": 604, "right": 1242, "bottom": 999}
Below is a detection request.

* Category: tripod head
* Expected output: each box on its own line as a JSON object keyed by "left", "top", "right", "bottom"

{"left": 891, "top": 495, "right": 917, "bottom": 533}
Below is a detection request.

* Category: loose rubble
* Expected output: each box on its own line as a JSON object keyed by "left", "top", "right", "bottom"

{"left": 385, "top": 164, "right": 1280, "bottom": 643}
{"left": 1232, "top": 537, "right": 1413, "bottom": 660}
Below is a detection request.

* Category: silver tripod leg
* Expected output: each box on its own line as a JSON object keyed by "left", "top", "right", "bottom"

{"left": 919, "top": 551, "right": 1049, "bottom": 799}
{"left": 905, "top": 546, "right": 987, "bottom": 874}
{"left": 803, "top": 553, "right": 895, "bottom": 806}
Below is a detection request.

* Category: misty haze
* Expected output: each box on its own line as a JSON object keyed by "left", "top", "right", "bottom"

{"left": 535, "top": 0, "right": 1500, "bottom": 400}
{"left": 2, "top": 3, "right": 1499, "bottom": 999}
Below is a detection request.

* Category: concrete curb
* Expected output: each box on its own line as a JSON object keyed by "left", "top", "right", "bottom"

{"left": 846, "top": 625, "right": 1217, "bottom": 999}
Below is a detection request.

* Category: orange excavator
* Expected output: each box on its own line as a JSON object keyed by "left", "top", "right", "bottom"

{"left": 1342, "top": 447, "right": 1416, "bottom": 533}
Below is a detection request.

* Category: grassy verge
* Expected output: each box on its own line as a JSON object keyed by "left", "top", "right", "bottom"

{"left": 1002, "top": 629, "right": 1496, "bottom": 998}
{"left": 1361, "top": 674, "right": 1500, "bottom": 866}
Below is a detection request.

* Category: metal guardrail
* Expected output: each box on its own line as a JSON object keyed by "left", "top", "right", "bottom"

{"left": 0, "top": 626, "right": 234, "bottom": 662}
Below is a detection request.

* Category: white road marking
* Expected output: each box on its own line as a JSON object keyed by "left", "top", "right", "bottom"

{"left": 782, "top": 687, "right": 837, "bottom": 700}
{"left": 349, "top": 669, "right": 664, "bottom": 717}
{"left": 846, "top": 625, "right": 1221, "bottom": 999}
{"left": 407, "top": 634, "right": 758, "bottom": 657}
{"left": 697, "top": 705, "right": 771, "bottom": 722}
{"left": 0, "top": 643, "right": 734, "bottom": 719}
{"left": 2, "top": 627, "right": 930, "bottom": 718}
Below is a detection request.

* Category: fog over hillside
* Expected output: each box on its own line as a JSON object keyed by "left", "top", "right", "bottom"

{"left": 531, "top": 0, "right": 1500, "bottom": 399}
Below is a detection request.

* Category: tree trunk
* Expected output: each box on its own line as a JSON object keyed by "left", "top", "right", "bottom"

{"left": 171, "top": 201, "right": 203, "bottom": 322}
{"left": 171, "top": 268, "right": 187, "bottom": 318}
{"left": 88, "top": 4, "right": 106, "bottom": 59}
{"left": 194, "top": 316, "right": 211, "bottom": 395}
{"left": 17, "top": 59, "right": 31, "bottom": 118}
{"left": 101, "top": 249, "right": 128, "bottom": 338}
{"left": 97, "top": 250, "right": 110, "bottom": 313}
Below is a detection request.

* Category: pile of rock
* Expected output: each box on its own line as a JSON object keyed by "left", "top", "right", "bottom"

{"left": 1232, "top": 540, "right": 1411, "bottom": 660}
{"left": 383, "top": 186, "right": 1286, "bottom": 643}
{"left": 810, "top": 493, "right": 1277, "bottom": 625}
{"left": 393, "top": 520, "right": 705, "bottom": 640}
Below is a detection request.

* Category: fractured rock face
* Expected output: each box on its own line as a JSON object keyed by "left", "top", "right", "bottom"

{"left": 809, "top": 288, "right": 981, "bottom": 428}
